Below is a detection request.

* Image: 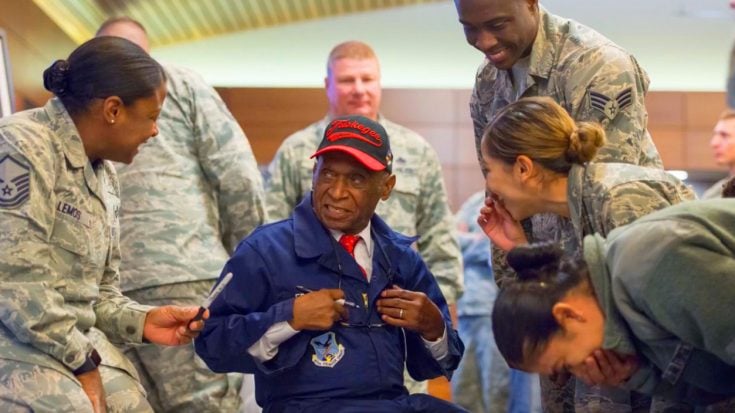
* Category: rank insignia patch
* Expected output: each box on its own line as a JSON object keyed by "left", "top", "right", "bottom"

{"left": 0, "top": 155, "right": 30, "bottom": 209}
{"left": 589, "top": 88, "right": 633, "bottom": 121}
{"left": 310, "top": 332, "right": 344, "bottom": 368}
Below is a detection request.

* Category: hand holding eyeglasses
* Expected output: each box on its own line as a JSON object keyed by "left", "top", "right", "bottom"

{"left": 289, "top": 288, "right": 348, "bottom": 331}
{"left": 376, "top": 285, "right": 445, "bottom": 341}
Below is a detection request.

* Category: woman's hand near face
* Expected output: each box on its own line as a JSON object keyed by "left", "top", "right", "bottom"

{"left": 573, "top": 349, "right": 639, "bottom": 387}
{"left": 477, "top": 196, "right": 528, "bottom": 251}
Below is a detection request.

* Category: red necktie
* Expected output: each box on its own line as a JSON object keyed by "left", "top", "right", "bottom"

{"left": 339, "top": 234, "right": 367, "bottom": 278}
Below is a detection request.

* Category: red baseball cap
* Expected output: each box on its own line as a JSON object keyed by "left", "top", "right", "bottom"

{"left": 311, "top": 115, "right": 393, "bottom": 172}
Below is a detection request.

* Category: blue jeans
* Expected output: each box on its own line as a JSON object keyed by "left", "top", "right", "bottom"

{"left": 452, "top": 316, "right": 541, "bottom": 413}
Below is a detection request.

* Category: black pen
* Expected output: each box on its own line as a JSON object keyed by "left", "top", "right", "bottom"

{"left": 190, "top": 272, "right": 233, "bottom": 325}
{"left": 295, "top": 285, "right": 359, "bottom": 308}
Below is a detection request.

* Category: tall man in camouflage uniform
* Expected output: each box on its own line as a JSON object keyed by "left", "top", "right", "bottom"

{"left": 265, "top": 40, "right": 462, "bottom": 394}
{"left": 453, "top": 0, "right": 663, "bottom": 411}
{"left": 96, "top": 18, "right": 266, "bottom": 413}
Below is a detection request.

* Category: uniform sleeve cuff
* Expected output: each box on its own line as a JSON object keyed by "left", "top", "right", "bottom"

{"left": 421, "top": 326, "right": 449, "bottom": 361}
{"left": 63, "top": 328, "right": 94, "bottom": 370}
{"left": 118, "top": 304, "right": 155, "bottom": 344}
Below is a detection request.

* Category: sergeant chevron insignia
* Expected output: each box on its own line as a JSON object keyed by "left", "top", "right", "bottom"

{"left": 0, "top": 155, "right": 31, "bottom": 209}
{"left": 589, "top": 88, "right": 633, "bottom": 121}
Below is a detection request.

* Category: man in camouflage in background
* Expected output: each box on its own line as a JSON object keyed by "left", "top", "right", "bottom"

{"left": 96, "top": 18, "right": 266, "bottom": 413}
{"left": 453, "top": 0, "right": 664, "bottom": 412}
{"left": 265, "top": 40, "right": 462, "bottom": 395}
{"left": 727, "top": 0, "right": 735, "bottom": 109}
{"left": 702, "top": 110, "right": 735, "bottom": 199}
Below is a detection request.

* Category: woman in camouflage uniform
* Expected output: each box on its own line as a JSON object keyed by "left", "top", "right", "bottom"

{"left": 0, "top": 37, "right": 205, "bottom": 413}
{"left": 477, "top": 96, "right": 697, "bottom": 411}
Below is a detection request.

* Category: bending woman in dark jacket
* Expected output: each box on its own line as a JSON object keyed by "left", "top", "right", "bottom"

{"left": 492, "top": 199, "right": 735, "bottom": 407}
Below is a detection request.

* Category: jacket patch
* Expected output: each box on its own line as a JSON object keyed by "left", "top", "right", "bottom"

{"left": 0, "top": 155, "right": 31, "bottom": 209}
{"left": 310, "top": 332, "right": 344, "bottom": 368}
{"left": 589, "top": 88, "right": 633, "bottom": 121}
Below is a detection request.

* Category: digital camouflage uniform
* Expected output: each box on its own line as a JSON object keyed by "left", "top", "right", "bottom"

{"left": 116, "top": 64, "right": 266, "bottom": 413}
{"left": 469, "top": 8, "right": 664, "bottom": 413}
{"left": 567, "top": 162, "right": 696, "bottom": 249}
{"left": 0, "top": 98, "right": 153, "bottom": 412}
{"left": 265, "top": 116, "right": 462, "bottom": 394}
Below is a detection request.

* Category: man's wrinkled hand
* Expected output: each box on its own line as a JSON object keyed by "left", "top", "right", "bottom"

{"left": 376, "top": 285, "right": 444, "bottom": 341}
{"left": 290, "top": 289, "right": 347, "bottom": 331}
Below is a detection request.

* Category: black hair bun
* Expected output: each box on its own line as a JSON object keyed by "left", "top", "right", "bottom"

{"left": 507, "top": 242, "right": 563, "bottom": 281}
{"left": 43, "top": 60, "right": 70, "bottom": 95}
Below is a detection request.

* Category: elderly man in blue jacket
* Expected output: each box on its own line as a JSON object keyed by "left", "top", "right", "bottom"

{"left": 195, "top": 115, "right": 466, "bottom": 413}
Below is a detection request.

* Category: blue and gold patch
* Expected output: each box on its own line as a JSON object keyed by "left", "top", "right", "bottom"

{"left": 310, "top": 332, "right": 344, "bottom": 368}
{"left": 0, "top": 155, "right": 30, "bottom": 209}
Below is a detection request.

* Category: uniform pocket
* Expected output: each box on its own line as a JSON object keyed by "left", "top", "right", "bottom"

{"left": 50, "top": 213, "right": 89, "bottom": 256}
{"left": 392, "top": 172, "right": 420, "bottom": 197}
{"left": 49, "top": 208, "right": 92, "bottom": 299}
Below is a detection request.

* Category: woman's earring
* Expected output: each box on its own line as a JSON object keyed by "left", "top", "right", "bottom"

{"left": 109, "top": 118, "right": 115, "bottom": 125}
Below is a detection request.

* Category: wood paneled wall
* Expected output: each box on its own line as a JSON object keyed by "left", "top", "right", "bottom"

{"left": 217, "top": 87, "right": 729, "bottom": 210}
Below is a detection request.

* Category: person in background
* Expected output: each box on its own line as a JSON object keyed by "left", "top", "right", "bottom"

{"left": 96, "top": 17, "right": 266, "bottom": 413}
{"left": 492, "top": 200, "right": 735, "bottom": 407}
{"left": 0, "top": 36, "right": 205, "bottom": 413}
{"left": 452, "top": 1, "right": 663, "bottom": 408}
{"left": 723, "top": 176, "right": 735, "bottom": 197}
{"left": 727, "top": 0, "right": 735, "bottom": 108}
{"left": 196, "top": 116, "right": 466, "bottom": 413}
{"left": 702, "top": 110, "right": 735, "bottom": 199}
{"left": 265, "top": 41, "right": 462, "bottom": 394}
{"left": 452, "top": 191, "right": 541, "bottom": 413}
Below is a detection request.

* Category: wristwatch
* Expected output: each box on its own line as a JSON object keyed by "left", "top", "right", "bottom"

{"left": 72, "top": 349, "right": 102, "bottom": 376}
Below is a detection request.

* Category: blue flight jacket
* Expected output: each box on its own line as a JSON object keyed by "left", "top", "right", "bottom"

{"left": 195, "top": 194, "right": 464, "bottom": 408}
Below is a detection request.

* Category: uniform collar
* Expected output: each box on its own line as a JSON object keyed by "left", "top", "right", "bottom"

{"left": 567, "top": 163, "right": 587, "bottom": 247}
{"left": 328, "top": 223, "right": 373, "bottom": 258}
{"left": 527, "top": 7, "right": 556, "bottom": 80}
{"left": 44, "top": 98, "right": 88, "bottom": 170}
{"left": 44, "top": 98, "right": 107, "bottom": 204}
{"left": 293, "top": 193, "right": 332, "bottom": 259}
{"left": 292, "top": 192, "right": 415, "bottom": 260}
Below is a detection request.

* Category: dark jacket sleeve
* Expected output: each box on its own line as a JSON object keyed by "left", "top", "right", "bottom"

{"left": 194, "top": 239, "right": 302, "bottom": 375}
